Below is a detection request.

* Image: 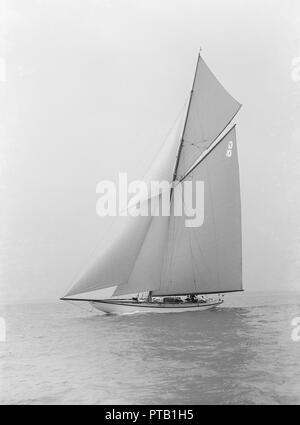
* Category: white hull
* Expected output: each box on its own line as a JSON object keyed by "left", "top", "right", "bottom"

{"left": 90, "top": 299, "right": 223, "bottom": 315}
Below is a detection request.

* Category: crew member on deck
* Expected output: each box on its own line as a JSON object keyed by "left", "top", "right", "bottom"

{"left": 187, "top": 294, "right": 197, "bottom": 303}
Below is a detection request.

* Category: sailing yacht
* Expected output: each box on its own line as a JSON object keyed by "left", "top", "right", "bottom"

{"left": 61, "top": 52, "right": 243, "bottom": 314}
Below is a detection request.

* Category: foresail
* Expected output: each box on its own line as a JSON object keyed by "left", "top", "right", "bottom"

{"left": 127, "top": 108, "right": 185, "bottom": 206}
{"left": 65, "top": 200, "right": 155, "bottom": 297}
{"left": 153, "top": 126, "right": 242, "bottom": 296}
{"left": 113, "top": 197, "right": 170, "bottom": 297}
{"left": 143, "top": 110, "right": 185, "bottom": 196}
{"left": 175, "top": 56, "right": 241, "bottom": 181}
{"left": 64, "top": 113, "right": 184, "bottom": 298}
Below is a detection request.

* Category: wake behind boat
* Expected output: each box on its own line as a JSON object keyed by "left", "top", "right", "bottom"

{"left": 61, "top": 51, "right": 243, "bottom": 315}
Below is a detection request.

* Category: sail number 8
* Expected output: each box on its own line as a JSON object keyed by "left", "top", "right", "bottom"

{"left": 226, "top": 141, "right": 234, "bottom": 157}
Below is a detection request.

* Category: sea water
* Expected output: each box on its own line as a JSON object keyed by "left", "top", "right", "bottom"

{"left": 0, "top": 291, "right": 300, "bottom": 404}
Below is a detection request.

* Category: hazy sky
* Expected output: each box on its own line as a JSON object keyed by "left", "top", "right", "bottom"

{"left": 0, "top": 0, "right": 300, "bottom": 303}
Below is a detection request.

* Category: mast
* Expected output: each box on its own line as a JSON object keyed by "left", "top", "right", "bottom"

{"left": 172, "top": 52, "right": 201, "bottom": 184}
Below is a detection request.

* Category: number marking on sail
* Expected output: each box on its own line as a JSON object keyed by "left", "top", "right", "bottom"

{"left": 226, "top": 141, "right": 234, "bottom": 157}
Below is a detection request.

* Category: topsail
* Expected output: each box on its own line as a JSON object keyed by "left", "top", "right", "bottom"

{"left": 174, "top": 55, "right": 241, "bottom": 181}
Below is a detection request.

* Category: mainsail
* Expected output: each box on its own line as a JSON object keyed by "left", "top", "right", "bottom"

{"left": 153, "top": 126, "right": 242, "bottom": 296}
{"left": 115, "top": 126, "right": 242, "bottom": 297}
{"left": 65, "top": 54, "right": 242, "bottom": 299}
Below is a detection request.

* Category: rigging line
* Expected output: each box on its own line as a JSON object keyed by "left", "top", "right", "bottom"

{"left": 62, "top": 216, "right": 118, "bottom": 297}
{"left": 205, "top": 160, "right": 221, "bottom": 289}
{"left": 182, "top": 192, "right": 197, "bottom": 292}
{"left": 158, "top": 214, "right": 171, "bottom": 293}
{"left": 183, "top": 171, "right": 216, "bottom": 280}
{"left": 116, "top": 193, "right": 170, "bottom": 296}
{"left": 63, "top": 196, "right": 153, "bottom": 297}
{"left": 121, "top": 205, "right": 156, "bottom": 292}
{"left": 190, "top": 143, "right": 208, "bottom": 151}
{"left": 179, "top": 114, "right": 240, "bottom": 183}
{"left": 190, "top": 218, "right": 216, "bottom": 282}
{"left": 116, "top": 192, "right": 173, "bottom": 296}
{"left": 172, "top": 53, "right": 201, "bottom": 182}
{"left": 158, "top": 191, "right": 175, "bottom": 292}
{"left": 167, "top": 208, "right": 176, "bottom": 291}
{"left": 171, "top": 188, "right": 185, "bottom": 286}
{"left": 171, "top": 212, "right": 184, "bottom": 290}
{"left": 142, "top": 97, "right": 189, "bottom": 180}
{"left": 63, "top": 191, "right": 161, "bottom": 297}
{"left": 166, "top": 199, "right": 180, "bottom": 292}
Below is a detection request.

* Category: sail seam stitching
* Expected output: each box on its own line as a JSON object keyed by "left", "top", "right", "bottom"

{"left": 206, "top": 162, "right": 221, "bottom": 289}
